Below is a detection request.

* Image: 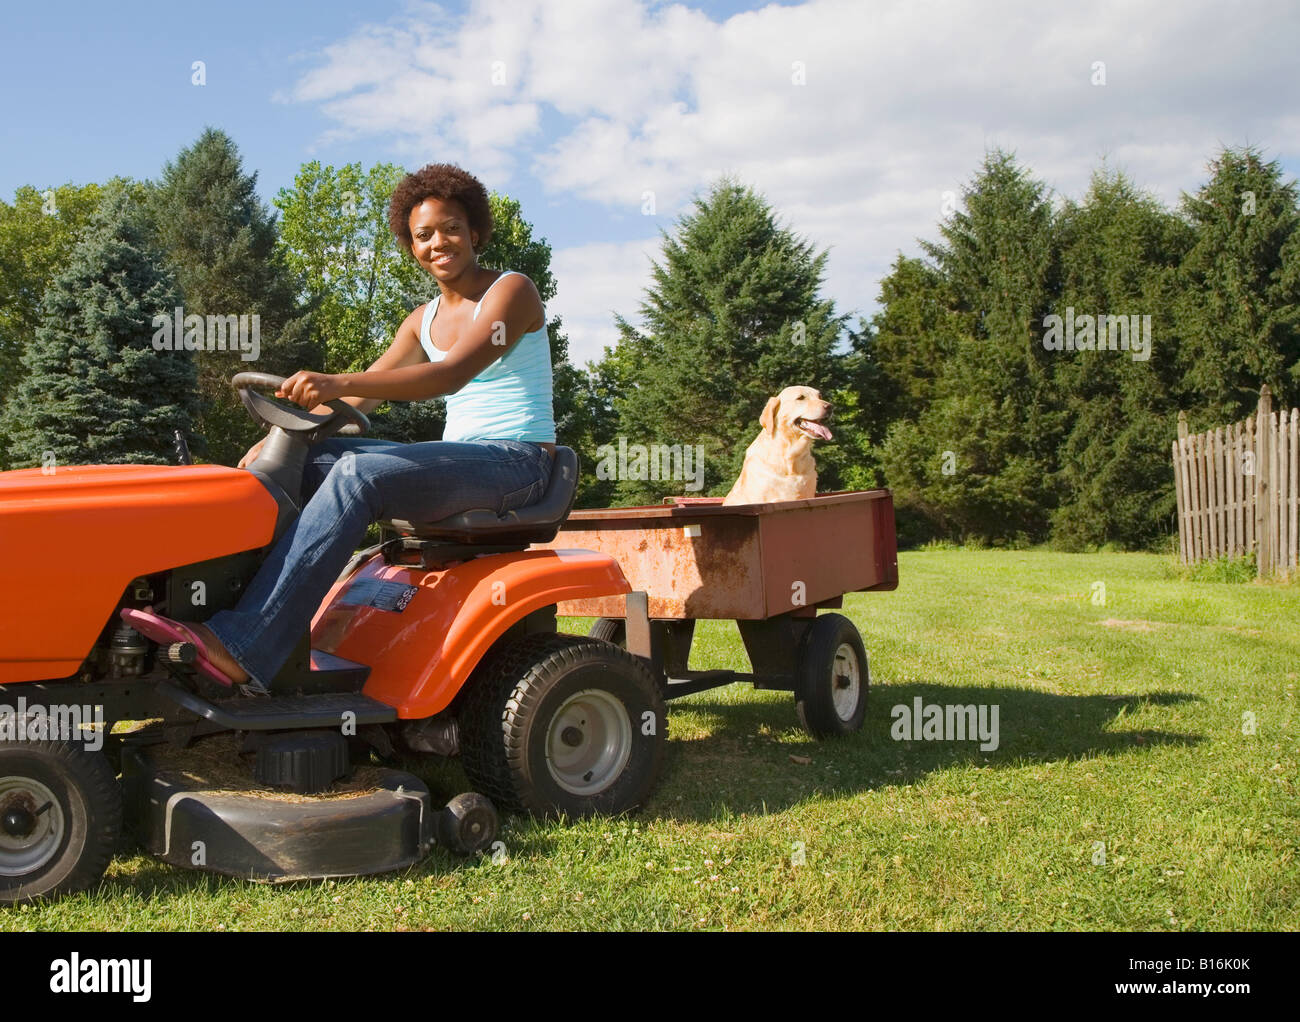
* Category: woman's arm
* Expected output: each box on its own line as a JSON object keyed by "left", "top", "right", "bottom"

{"left": 346, "top": 308, "right": 432, "bottom": 413}
{"left": 280, "top": 275, "right": 544, "bottom": 409}
{"left": 296, "top": 305, "right": 432, "bottom": 416}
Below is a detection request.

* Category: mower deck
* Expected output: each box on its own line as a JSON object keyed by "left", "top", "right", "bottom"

{"left": 120, "top": 745, "right": 436, "bottom": 882}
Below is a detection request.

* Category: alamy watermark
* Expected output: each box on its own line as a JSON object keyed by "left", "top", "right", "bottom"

{"left": 0, "top": 698, "right": 105, "bottom": 752}
{"left": 594, "top": 437, "right": 705, "bottom": 492}
{"left": 151, "top": 305, "right": 259, "bottom": 362}
{"left": 50, "top": 954, "right": 151, "bottom": 1002}
{"left": 1042, "top": 307, "right": 1151, "bottom": 362}
{"left": 890, "top": 697, "right": 1000, "bottom": 751}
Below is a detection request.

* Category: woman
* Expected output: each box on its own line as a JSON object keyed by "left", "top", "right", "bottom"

{"left": 126, "top": 163, "right": 556, "bottom": 692}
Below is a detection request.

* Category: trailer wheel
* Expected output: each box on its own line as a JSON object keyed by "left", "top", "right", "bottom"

{"left": 460, "top": 634, "right": 666, "bottom": 819}
{"left": 587, "top": 617, "right": 626, "bottom": 647}
{"left": 0, "top": 738, "right": 122, "bottom": 903}
{"left": 794, "top": 614, "right": 869, "bottom": 739}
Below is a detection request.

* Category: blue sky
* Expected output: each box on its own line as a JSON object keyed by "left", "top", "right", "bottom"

{"left": 3, "top": 0, "right": 1297, "bottom": 368}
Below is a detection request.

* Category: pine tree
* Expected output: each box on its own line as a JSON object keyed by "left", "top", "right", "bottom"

{"left": 0, "top": 187, "right": 198, "bottom": 467}
{"left": 1174, "top": 146, "right": 1300, "bottom": 424}
{"left": 0, "top": 181, "right": 118, "bottom": 468}
{"left": 880, "top": 150, "right": 1062, "bottom": 543}
{"left": 858, "top": 256, "right": 966, "bottom": 541}
{"left": 867, "top": 254, "right": 966, "bottom": 427}
{"left": 606, "top": 176, "right": 853, "bottom": 504}
{"left": 149, "top": 128, "right": 317, "bottom": 465}
{"left": 827, "top": 317, "right": 886, "bottom": 492}
{"left": 1049, "top": 168, "right": 1193, "bottom": 549}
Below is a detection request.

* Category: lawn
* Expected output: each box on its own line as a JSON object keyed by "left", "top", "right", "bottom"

{"left": 3, "top": 549, "right": 1296, "bottom": 931}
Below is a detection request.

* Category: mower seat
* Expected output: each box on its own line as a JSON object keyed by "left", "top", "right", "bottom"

{"left": 379, "top": 445, "right": 579, "bottom": 547}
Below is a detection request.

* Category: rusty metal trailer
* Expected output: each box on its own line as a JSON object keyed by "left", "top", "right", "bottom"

{"left": 532, "top": 489, "right": 898, "bottom": 738}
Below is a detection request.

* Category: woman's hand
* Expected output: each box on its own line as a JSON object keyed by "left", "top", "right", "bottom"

{"left": 276, "top": 371, "right": 346, "bottom": 410}
{"left": 238, "top": 435, "right": 267, "bottom": 469}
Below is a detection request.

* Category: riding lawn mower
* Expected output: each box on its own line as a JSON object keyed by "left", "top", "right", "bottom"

{"left": 0, "top": 373, "right": 666, "bottom": 902}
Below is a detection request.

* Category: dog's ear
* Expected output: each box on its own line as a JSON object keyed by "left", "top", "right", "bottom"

{"left": 760, "top": 396, "right": 780, "bottom": 437}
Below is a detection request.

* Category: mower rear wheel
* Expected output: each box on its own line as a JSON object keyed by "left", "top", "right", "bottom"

{"left": 0, "top": 738, "right": 122, "bottom": 903}
{"left": 460, "top": 634, "right": 666, "bottom": 819}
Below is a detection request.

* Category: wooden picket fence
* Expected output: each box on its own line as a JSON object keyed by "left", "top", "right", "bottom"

{"left": 1173, "top": 385, "right": 1299, "bottom": 578}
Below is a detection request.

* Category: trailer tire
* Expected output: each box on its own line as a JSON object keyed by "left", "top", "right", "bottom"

{"left": 0, "top": 738, "right": 122, "bottom": 903}
{"left": 587, "top": 617, "right": 626, "bottom": 647}
{"left": 794, "top": 614, "right": 869, "bottom": 739}
{"left": 460, "top": 634, "right": 666, "bottom": 819}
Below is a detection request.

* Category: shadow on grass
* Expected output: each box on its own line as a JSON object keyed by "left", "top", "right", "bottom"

{"left": 92, "top": 686, "right": 1201, "bottom": 899}
{"left": 648, "top": 684, "right": 1202, "bottom": 823}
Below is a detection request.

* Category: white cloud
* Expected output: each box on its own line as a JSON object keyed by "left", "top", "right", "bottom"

{"left": 550, "top": 238, "right": 664, "bottom": 369}
{"left": 286, "top": 0, "right": 1300, "bottom": 358}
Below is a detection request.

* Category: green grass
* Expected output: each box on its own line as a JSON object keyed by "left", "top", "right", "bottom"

{"left": 4, "top": 549, "right": 1297, "bottom": 931}
{"left": 1166, "top": 551, "right": 1259, "bottom": 584}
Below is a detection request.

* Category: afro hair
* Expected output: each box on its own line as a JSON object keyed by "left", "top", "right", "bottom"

{"left": 389, "top": 163, "right": 494, "bottom": 257}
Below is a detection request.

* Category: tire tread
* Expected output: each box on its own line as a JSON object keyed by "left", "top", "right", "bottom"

{"left": 794, "top": 613, "right": 869, "bottom": 739}
{"left": 459, "top": 633, "right": 665, "bottom": 817}
{"left": 0, "top": 739, "right": 122, "bottom": 903}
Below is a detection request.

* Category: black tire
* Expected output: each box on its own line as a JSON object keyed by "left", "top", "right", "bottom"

{"left": 794, "top": 613, "right": 870, "bottom": 739}
{"left": 460, "top": 633, "right": 666, "bottom": 819}
{"left": 0, "top": 738, "right": 122, "bottom": 903}
{"left": 437, "top": 792, "right": 498, "bottom": 855}
{"left": 587, "top": 617, "right": 626, "bottom": 647}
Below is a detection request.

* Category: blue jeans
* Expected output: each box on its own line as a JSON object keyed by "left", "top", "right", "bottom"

{"left": 203, "top": 437, "right": 554, "bottom": 689}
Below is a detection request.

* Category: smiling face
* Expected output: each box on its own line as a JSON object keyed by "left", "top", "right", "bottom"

{"left": 762, "top": 385, "right": 835, "bottom": 445}
{"left": 408, "top": 197, "right": 480, "bottom": 280}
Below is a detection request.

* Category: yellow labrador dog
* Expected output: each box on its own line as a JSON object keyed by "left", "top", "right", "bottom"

{"left": 722, "top": 386, "right": 834, "bottom": 505}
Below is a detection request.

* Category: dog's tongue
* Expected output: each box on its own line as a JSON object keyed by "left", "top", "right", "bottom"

{"left": 802, "top": 420, "right": 833, "bottom": 440}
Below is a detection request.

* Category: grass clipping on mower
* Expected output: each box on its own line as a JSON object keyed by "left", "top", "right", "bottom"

{"left": 147, "top": 733, "right": 388, "bottom": 802}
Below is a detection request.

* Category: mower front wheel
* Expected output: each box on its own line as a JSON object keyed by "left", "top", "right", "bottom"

{"left": 460, "top": 634, "right": 666, "bottom": 820}
{"left": 0, "top": 738, "right": 122, "bottom": 903}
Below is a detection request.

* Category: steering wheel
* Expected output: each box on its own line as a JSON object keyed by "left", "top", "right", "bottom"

{"left": 231, "top": 372, "right": 370, "bottom": 445}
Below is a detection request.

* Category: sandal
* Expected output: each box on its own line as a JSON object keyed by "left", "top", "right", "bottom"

{"left": 119, "top": 607, "right": 248, "bottom": 689}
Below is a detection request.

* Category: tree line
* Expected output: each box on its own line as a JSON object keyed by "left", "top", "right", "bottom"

{"left": 1, "top": 128, "right": 1295, "bottom": 550}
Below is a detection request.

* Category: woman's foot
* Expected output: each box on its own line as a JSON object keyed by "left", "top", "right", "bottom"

{"left": 186, "top": 622, "right": 250, "bottom": 685}
{"left": 119, "top": 607, "right": 251, "bottom": 688}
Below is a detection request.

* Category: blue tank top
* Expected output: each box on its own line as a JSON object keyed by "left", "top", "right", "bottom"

{"left": 418, "top": 270, "right": 556, "bottom": 443}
